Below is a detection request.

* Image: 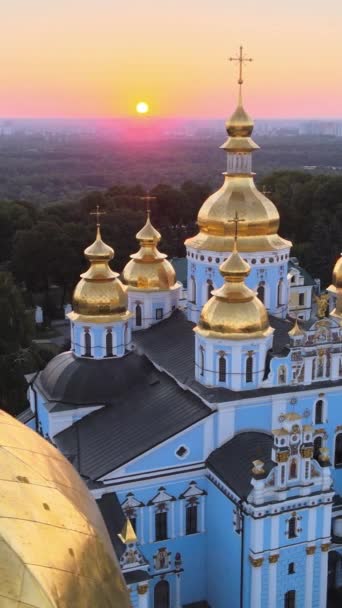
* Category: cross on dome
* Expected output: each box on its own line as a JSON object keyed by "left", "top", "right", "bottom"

{"left": 90, "top": 204, "right": 106, "bottom": 227}
{"left": 140, "top": 192, "right": 157, "bottom": 214}
{"left": 229, "top": 45, "right": 253, "bottom": 86}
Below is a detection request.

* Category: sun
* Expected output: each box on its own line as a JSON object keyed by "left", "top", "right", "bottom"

{"left": 136, "top": 101, "right": 149, "bottom": 114}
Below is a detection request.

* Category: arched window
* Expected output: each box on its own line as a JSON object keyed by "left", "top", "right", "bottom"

{"left": 154, "top": 580, "right": 170, "bottom": 608}
{"left": 313, "top": 436, "right": 322, "bottom": 461}
{"left": 278, "top": 365, "right": 287, "bottom": 385}
{"left": 84, "top": 329, "right": 91, "bottom": 357}
{"left": 155, "top": 510, "right": 168, "bottom": 541}
{"left": 277, "top": 279, "right": 284, "bottom": 307}
{"left": 190, "top": 276, "right": 196, "bottom": 304}
{"left": 257, "top": 282, "right": 265, "bottom": 304}
{"left": 105, "top": 329, "right": 113, "bottom": 357}
{"left": 218, "top": 355, "right": 226, "bottom": 382}
{"left": 315, "top": 399, "right": 324, "bottom": 424}
{"left": 200, "top": 346, "right": 205, "bottom": 377}
{"left": 135, "top": 304, "right": 142, "bottom": 327}
{"left": 289, "top": 458, "right": 297, "bottom": 479}
{"left": 316, "top": 356, "right": 325, "bottom": 378}
{"left": 335, "top": 433, "right": 342, "bottom": 467}
{"left": 246, "top": 355, "right": 253, "bottom": 383}
{"left": 288, "top": 516, "right": 297, "bottom": 539}
{"left": 284, "top": 590, "right": 296, "bottom": 608}
{"left": 207, "top": 280, "right": 213, "bottom": 301}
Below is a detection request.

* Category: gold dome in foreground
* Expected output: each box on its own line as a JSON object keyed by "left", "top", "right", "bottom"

{"left": 195, "top": 241, "right": 271, "bottom": 339}
{"left": 122, "top": 211, "right": 177, "bottom": 291}
{"left": 0, "top": 410, "right": 130, "bottom": 608}
{"left": 328, "top": 254, "right": 342, "bottom": 293}
{"left": 69, "top": 226, "right": 131, "bottom": 324}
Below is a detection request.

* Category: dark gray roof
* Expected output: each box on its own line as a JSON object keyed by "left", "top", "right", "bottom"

{"left": 124, "top": 571, "right": 151, "bottom": 585}
{"left": 17, "top": 407, "right": 35, "bottom": 424}
{"left": 96, "top": 493, "right": 126, "bottom": 558}
{"left": 207, "top": 431, "right": 274, "bottom": 499}
{"left": 135, "top": 310, "right": 342, "bottom": 403}
{"left": 36, "top": 350, "right": 150, "bottom": 406}
{"left": 54, "top": 356, "right": 210, "bottom": 479}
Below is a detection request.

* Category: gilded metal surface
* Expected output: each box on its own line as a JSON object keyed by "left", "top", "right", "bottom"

{"left": 226, "top": 103, "right": 254, "bottom": 138}
{"left": 118, "top": 519, "right": 137, "bottom": 544}
{"left": 288, "top": 318, "right": 305, "bottom": 337}
{"left": 70, "top": 226, "right": 131, "bottom": 322}
{"left": 0, "top": 410, "right": 130, "bottom": 607}
{"left": 333, "top": 255, "right": 342, "bottom": 289}
{"left": 122, "top": 212, "right": 177, "bottom": 291}
{"left": 195, "top": 242, "right": 271, "bottom": 339}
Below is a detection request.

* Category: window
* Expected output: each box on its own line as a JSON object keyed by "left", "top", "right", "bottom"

{"left": 284, "top": 590, "right": 296, "bottom": 608}
{"left": 257, "top": 283, "right": 265, "bottom": 304}
{"left": 314, "top": 436, "right": 322, "bottom": 461}
{"left": 299, "top": 293, "right": 305, "bottom": 306}
{"left": 315, "top": 399, "right": 324, "bottom": 424}
{"left": 288, "top": 562, "right": 295, "bottom": 574}
{"left": 278, "top": 365, "right": 287, "bottom": 385}
{"left": 335, "top": 433, "right": 342, "bottom": 467}
{"left": 186, "top": 503, "right": 198, "bottom": 535}
{"left": 105, "top": 329, "right": 113, "bottom": 357}
{"left": 305, "top": 461, "right": 310, "bottom": 479}
{"left": 156, "top": 308, "right": 163, "bottom": 320}
{"left": 190, "top": 276, "right": 196, "bottom": 304}
{"left": 288, "top": 516, "right": 297, "bottom": 539}
{"left": 207, "top": 281, "right": 213, "bottom": 301}
{"left": 155, "top": 511, "right": 167, "bottom": 541}
{"left": 278, "top": 279, "right": 284, "bottom": 307}
{"left": 246, "top": 355, "right": 253, "bottom": 383}
{"left": 289, "top": 458, "right": 297, "bottom": 480}
{"left": 84, "top": 330, "right": 91, "bottom": 357}
{"left": 281, "top": 465, "right": 286, "bottom": 486}
{"left": 176, "top": 445, "right": 188, "bottom": 458}
{"left": 219, "top": 355, "right": 226, "bottom": 382}
{"left": 200, "top": 346, "right": 205, "bottom": 377}
{"left": 135, "top": 304, "right": 142, "bottom": 327}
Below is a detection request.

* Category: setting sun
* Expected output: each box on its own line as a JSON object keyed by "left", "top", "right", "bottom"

{"left": 136, "top": 101, "right": 149, "bottom": 114}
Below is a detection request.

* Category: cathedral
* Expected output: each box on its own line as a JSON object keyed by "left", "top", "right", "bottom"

{"left": 20, "top": 53, "right": 342, "bottom": 608}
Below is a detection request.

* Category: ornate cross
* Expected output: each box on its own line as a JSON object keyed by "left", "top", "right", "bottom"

{"left": 228, "top": 210, "right": 245, "bottom": 240}
{"left": 90, "top": 204, "right": 106, "bottom": 227}
{"left": 140, "top": 192, "right": 157, "bottom": 214}
{"left": 229, "top": 45, "right": 253, "bottom": 85}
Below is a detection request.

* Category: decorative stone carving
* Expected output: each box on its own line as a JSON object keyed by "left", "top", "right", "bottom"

{"left": 321, "top": 543, "right": 331, "bottom": 552}
{"left": 306, "top": 546, "right": 316, "bottom": 555}
{"left": 268, "top": 554, "right": 279, "bottom": 563}
{"left": 249, "top": 556, "right": 264, "bottom": 567}
{"left": 137, "top": 584, "right": 149, "bottom": 595}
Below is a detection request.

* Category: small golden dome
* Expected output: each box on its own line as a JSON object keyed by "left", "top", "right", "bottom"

{"left": 69, "top": 226, "right": 131, "bottom": 323}
{"left": 122, "top": 212, "right": 177, "bottom": 291}
{"left": 226, "top": 103, "right": 254, "bottom": 138}
{"left": 195, "top": 241, "right": 271, "bottom": 339}
{"left": 288, "top": 318, "right": 305, "bottom": 337}
{"left": 332, "top": 255, "right": 342, "bottom": 290}
{"left": 0, "top": 410, "right": 130, "bottom": 608}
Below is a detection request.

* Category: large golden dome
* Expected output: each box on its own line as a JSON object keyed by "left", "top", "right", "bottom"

{"left": 329, "top": 254, "right": 342, "bottom": 292}
{"left": 122, "top": 211, "right": 177, "bottom": 291}
{"left": 0, "top": 410, "right": 130, "bottom": 608}
{"left": 69, "top": 226, "right": 131, "bottom": 323}
{"left": 185, "top": 86, "right": 291, "bottom": 253}
{"left": 195, "top": 242, "right": 272, "bottom": 339}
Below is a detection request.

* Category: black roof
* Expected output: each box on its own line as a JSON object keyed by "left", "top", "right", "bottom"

{"left": 17, "top": 407, "right": 35, "bottom": 424}
{"left": 54, "top": 355, "right": 210, "bottom": 480}
{"left": 96, "top": 493, "right": 126, "bottom": 558}
{"left": 207, "top": 431, "right": 274, "bottom": 499}
{"left": 36, "top": 350, "right": 150, "bottom": 406}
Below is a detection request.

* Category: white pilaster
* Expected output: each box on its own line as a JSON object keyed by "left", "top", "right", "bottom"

{"left": 137, "top": 584, "right": 149, "bottom": 608}
{"left": 250, "top": 562, "right": 262, "bottom": 608}
{"left": 179, "top": 500, "right": 184, "bottom": 536}
{"left": 304, "top": 549, "right": 314, "bottom": 608}
{"left": 170, "top": 502, "right": 175, "bottom": 539}
{"left": 175, "top": 573, "right": 182, "bottom": 608}
{"left": 268, "top": 559, "right": 277, "bottom": 608}
{"left": 319, "top": 548, "right": 329, "bottom": 607}
{"left": 149, "top": 506, "right": 153, "bottom": 543}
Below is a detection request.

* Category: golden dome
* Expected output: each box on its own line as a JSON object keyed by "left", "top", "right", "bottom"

{"left": 186, "top": 176, "right": 291, "bottom": 252}
{"left": 328, "top": 254, "right": 342, "bottom": 293}
{"left": 122, "top": 211, "right": 177, "bottom": 291}
{"left": 69, "top": 226, "right": 131, "bottom": 324}
{"left": 195, "top": 241, "right": 272, "bottom": 339}
{"left": 288, "top": 318, "right": 305, "bottom": 337}
{"left": 0, "top": 410, "right": 130, "bottom": 608}
{"left": 226, "top": 102, "right": 254, "bottom": 138}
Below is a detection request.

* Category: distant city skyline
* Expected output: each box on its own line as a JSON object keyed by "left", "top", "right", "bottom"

{"left": 1, "top": 0, "right": 342, "bottom": 119}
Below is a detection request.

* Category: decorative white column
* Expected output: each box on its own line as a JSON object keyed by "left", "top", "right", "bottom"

{"left": 268, "top": 555, "right": 278, "bottom": 608}
{"left": 170, "top": 502, "right": 175, "bottom": 538}
{"left": 319, "top": 544, "right": 330, "bottom": 607}
{"left": 175, "top": 573, "right": 182, "bottom": 608}
{"left": 304, "top": 357, "right": 314, "bottom": 384}
{"left": 179, "top": 500, "right": 184, "bottom": 536}
{"left": 331, "top": 352, "right": 340, "bottom": 380}
{"left": 249, "top": 556, "right": 263, "bottom": 608}
{"left": 200, "top": 496, "right": 206, "bottom": 533}
{"left": 305, "top": 546, "right": 315, "bottom": 608}
{"left": 137, "top": 583, "right": 149, "bottom": 608}
{"left": 140, "top": 508, "right": 145, "bottom": 544}
{"left": 149, "top": 506, "right": 154, "bottom": 543}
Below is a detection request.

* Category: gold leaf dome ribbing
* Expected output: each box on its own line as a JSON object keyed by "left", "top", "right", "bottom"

{"left": 195, "top": 242, "right": 271, "bottom": 339}
{"left": 69, "top": 226, "right": 131, "bottom": 323}
{"left": 122, "top": 212, "right": 177, "bottom": 291}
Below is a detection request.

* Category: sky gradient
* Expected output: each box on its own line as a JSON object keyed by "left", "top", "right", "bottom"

{"left": 1, "top": 0, "right": 341, "bottom": 119}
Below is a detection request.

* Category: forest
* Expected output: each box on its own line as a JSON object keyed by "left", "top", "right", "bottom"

{"left": 1, "top": 170, "right": 342, "bottom": 415}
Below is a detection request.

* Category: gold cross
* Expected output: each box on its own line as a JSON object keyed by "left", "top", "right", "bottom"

{"left": 140, "top": 192, "right": 157, "bottom": 214}
{"left": 229, "top": 45, "right": 253, "bottom": 85}
{"left": 228, "top": 211, "right": 245, "bottom": 240}
{"left": 90, "top": 204, "right": 106, "bottom": 227}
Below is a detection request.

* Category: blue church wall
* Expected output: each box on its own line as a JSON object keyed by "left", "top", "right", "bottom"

{"left": 276, "top": 544, "right": 307, "bottom": 607}
{"left": 37, "top": 398, "right": 49, "bottom": 436}
{"left": 234, "top": 401, "right": 272, "bottom": 434}
{"left": 206, "top": 480, "right": 241, "bottom": 608}
{"left": 123, "top": 423, "right": 207, "bottom": 475}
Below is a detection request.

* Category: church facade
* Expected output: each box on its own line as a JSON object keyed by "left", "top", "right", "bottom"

{"left": 21, "top": 60, "right": 342, "bottom": 608}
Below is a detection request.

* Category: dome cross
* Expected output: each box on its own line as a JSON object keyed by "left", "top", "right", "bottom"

{"left": 140, "top": 192, "right": 157, "bottom": 214}
{"left": 90, "top": 204, "right": 106, "bottom": 227}
{"left": 229, "top": 45, "right": 253, "bottom": 86}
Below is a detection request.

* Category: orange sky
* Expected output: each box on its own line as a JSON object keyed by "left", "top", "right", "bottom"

{"left": 1, "top": 0, "right": 341, "bottom": 118}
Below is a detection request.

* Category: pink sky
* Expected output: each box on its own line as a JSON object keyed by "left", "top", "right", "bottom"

{"left": 1, "top": 0, "right": 342, "bottom": 119}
